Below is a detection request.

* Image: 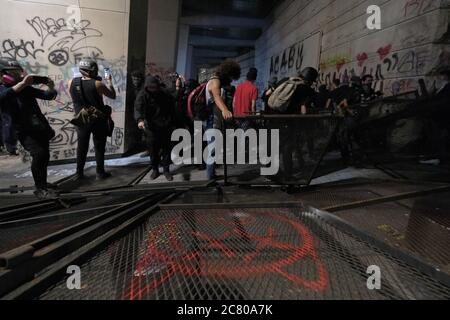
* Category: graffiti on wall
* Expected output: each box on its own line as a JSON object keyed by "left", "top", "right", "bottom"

{"left": 268, "top": 32, "right": 321, "bottom": 79}
{"left": 0, "top": 9, "right": 127, "bottom": 161}
{"left": 319, "top": 44, "right": 438, "bottom": 96}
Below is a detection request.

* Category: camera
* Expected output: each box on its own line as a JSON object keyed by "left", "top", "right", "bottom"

{"left": 32, "top": 76, "right": 50, "bottom": 85}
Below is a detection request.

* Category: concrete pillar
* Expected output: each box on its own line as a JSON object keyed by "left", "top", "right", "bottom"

{"left": 185, "top": 45, "right": 194, "bottom": 79}
{"left": 176, "top": 24, "right": 192, "bottom": 78}
{"left": 146, "top": 0, "right": 181, "bottom": 72}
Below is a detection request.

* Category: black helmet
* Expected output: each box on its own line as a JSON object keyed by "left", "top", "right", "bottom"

{"left": 0, "top": 58, "right": 23, "bottom": 72}
{"left": 299, "top": 67, "right": 319, "bottom": 82}
{"left": 79, "top": 57, "right": 98, "bottom": 73}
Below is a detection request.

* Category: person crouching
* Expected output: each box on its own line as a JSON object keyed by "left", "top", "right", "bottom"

{"left": 135, "top": 76, "right": 176, "bottom": 181}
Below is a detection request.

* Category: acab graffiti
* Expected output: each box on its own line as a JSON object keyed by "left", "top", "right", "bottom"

{"left": 269, "top": 41, "right": 305, "bottom": 77}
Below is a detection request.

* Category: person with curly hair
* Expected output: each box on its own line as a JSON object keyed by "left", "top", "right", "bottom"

{"left": 205, "top": 59, "right": 241, "bottom": 180}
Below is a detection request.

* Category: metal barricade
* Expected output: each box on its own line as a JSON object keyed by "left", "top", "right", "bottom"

{"left": 222, "top": 114, "right": 343, "bottom": 186}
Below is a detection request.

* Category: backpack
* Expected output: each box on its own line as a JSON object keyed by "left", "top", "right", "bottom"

{"left": 188, "top": 77, "right": 219, "bottom": 121}
{"left": 187, "top": 83, "right": 208, "bottom": 120}
{"left": 268, "top": 77, "right": 304, "bottom": 112}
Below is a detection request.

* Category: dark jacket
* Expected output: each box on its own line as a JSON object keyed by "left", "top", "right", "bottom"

{"left": 286, "top": 84, "right": 316, "bottom": 114}
{"left": 436, "top": 83, "right": 450, "bottom": 99}
{"left": 0, "top": 85, "right": 57, "bottom": 137}
{"left": 331, "top": 85, "right": 357, "bottom": 105}
{"left": 134, "top": 88, "right": 176, "bottom": 131}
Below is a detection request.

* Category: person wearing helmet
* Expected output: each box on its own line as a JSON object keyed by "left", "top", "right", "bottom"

{"left": 69, "top": 57, "right": 117, "bottom": 181}
{"left": 0, "top": 58, "right": 20, "bottom": 156}
{"left": 279, "top": 67, "right": 318, "bottom": 182}
{"left": 0, "top": 58, "right": 57, "bottom": 199}
{"left": 262, "top": 77, "right": 278, "bottom": 113}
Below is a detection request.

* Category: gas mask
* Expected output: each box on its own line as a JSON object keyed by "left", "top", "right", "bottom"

{"left": 1, "top": 69, "right": 25, "bottom": 86}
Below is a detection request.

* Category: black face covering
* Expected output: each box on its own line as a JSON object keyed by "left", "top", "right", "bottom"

{"left": 362, "top": 85, "right": 372, "bottom": 93}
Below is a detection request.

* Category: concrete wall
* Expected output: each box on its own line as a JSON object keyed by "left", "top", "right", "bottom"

{"left": 255, "top": 0, "right": 450, "bottom": 97}
{"left": 0, "top": 0, "right": 130, "bottom": 162}
{"left": 146, "top": 0, "right": 181, "bottom": 87}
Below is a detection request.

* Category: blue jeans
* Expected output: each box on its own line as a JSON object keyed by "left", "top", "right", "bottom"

{"left": 1, "top": 113, "right": 17, "bottom": 153}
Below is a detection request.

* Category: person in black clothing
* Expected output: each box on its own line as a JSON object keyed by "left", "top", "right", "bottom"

{"left": 262, "top": 77, "right": 278, "bottom": 113}
{"left": 0, "top": 118, "right": 3, "bottom": 153}
{"left": 69, "top": 57, "right": 117, "bottom": 181}
{"left": 316, "top": 84, "right": 332, "bottom": 111}
{"left": 0, "top": 58, "right": 57, "bottom": 199}
{"left": 361, "top": 75, "right": 382, "bottom": 102}
{"left": 436, "top": 69, "right": 450, "bottom": 99}
{"left": 129, "top": 70, "right": 149, "bottom": 157}
{"left": 433, "top": 69, "right": 450, "bottom": 161}
{"left": 279, "top": 67, "right": 318, "bottom": 181}
{"left": 0, "top": 60, "right": 19, "bottom": 156}
{"left": 331, "top": 78, "right": 360, "bottom": 165}
{"left": 131, "top": 71, "right": 145, "bottom": 95}
{"left": 135, "top": 75, "right": 177, "bottom": 181}
{"left": 179, "top": 79, "right": 199, "bottom": 132}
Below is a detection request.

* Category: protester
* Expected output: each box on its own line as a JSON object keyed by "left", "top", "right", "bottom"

{"left": 0, "top": 106, "right": 18, "bottom": 156}
{"left": 316, "top": 84, "right": 333, "bottom": 111}
{"left": 179, "top": 79, "right": 199, "bottom": 132}
{"left": 433, "top": 68, "right": 450, "bottom": 162}
{"left": 435, "top": 69, "right": 450, "bottom": 99}
{"left": 129, "top": 70, "right": 149, "bottom": 157}
{"left": 234, "top": 68, "right": 258, "bottom": 117}
{"left": 331, "top": 78, "right": 360, "bottom": 165}
{"left": 135, "top": 75, "right": 177, "bottom": 181}
{"left": 0, "top": 119, "right": 4, "bottom": 153}
{"left": 69, "top": 57, "right": 117, "bottom": 181}
{"left": 262, "top": 77, "right": 278, "bottom": 113}
{"left": 205, "top": 59, "right": 241, "bottom": 180}
{"left": 0, "top": 58, "right": 57, "bottom": 199}
{"left": 131, "top": 70, "right": 145, "bottom": 96}
{"left": 275, "top": 67, "right": 318, "bottom": 180}
{"left": 361, "top": 75, "right": 382, "bottom": 102}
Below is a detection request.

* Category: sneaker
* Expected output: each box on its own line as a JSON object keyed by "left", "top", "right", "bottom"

{"left": 96, "top": 172, "right": 112, "bottom": 180}
{"left": 150, "top": 169, "right": 160, "bottom": 180}
{"left": 34, "top": 189, "right": 54, "bottom": 200}
{"left": 164, "top": 171, "right": 174, "bottom": 182}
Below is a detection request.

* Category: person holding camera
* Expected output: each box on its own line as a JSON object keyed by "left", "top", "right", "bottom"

{"left": 0, "top": 58, "right": 57, "bottom": 199}
{"left": 69, "top": 57, "right": 117, "bottom": 181}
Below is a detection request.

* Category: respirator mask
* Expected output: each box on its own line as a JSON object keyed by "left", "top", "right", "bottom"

{"left": 1, "top": 69, "right": 25, "bottom": 86}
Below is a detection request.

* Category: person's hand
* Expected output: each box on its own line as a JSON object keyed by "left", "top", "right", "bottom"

{"left": 138, "top": 121, "right": 145, "bottom": 130}
{"left": 22, "top": 75, "right": 34, "bottom": 86}
{"left": 222, "top": 109, "right": 233, "bottom": 120}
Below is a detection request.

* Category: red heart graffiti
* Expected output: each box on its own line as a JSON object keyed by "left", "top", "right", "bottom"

{"left": 377, "top": 44, "right": 392, "bottom": 60}
{"left": 356, "top": 52, "right": 368, "bottom": 67}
